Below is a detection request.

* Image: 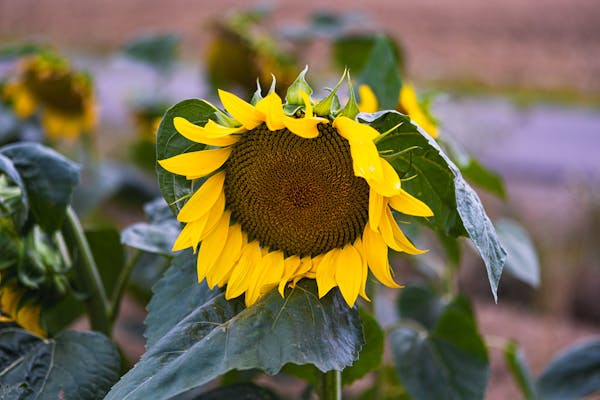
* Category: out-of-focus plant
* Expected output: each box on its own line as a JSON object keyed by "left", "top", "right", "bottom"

{"left": 205, "top": 7, "right": 298, "bottom": 97}
{"left": 2, "top": 50, "right": 96, "bottom": 142}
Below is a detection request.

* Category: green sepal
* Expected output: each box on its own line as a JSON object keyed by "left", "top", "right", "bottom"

{"left": 339, "top": 73, "right": 359, "bottom": 119}
{"left": 251, "top": 79, "right": 263, "bottom": 105}
{"left": 314, "top": 69, "right": 347, "bottom": 117}
{"left": 285, "top": 66, "right": 313, "bottom": 106}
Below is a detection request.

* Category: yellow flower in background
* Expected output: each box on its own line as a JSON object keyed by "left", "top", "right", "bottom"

{"left": 358, "top": 84, "right": 439, "bottom": 138}
{"left": 3, "top": 53, "right": 96, "bottom": 140}
{"left": 159, "top": 82, "right": 433, "bottom": 307}
{"left": 0, "top": 284, "right": 44, "bottom": 337}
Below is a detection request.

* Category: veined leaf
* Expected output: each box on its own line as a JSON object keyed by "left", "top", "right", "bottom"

{"left": 106, "top": 251, "right": 364, "bottom": 400}
{"left": 0, "top": 327, "right": 120, "bottom": 399}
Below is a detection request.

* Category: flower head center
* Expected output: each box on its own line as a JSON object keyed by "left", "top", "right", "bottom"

{"left": 24, "top": 67, "right": 86, "bottom": 115}
{"left": 224, "top": 123, "right": 369, "bottom": 257}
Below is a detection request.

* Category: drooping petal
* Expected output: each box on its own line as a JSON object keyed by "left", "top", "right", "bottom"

{"left": 334, "top": 117, "right": 383, "bottom": 182}
{"left": 197, "top": 191, "right": 226, "bottom": 241}
{"left": 172, "top": 217, "right": 208, "bottom": 252}
{"left": 283, "top": 115, "right": 325, "bottom": 139}
{"left": 173, "top": 117, "right": 242, "bottom": 146}
{"left": 389, "top": 189, "right": 434, "bottom": 217}
{"left": 176, "top": 172, "right": 225, "bottom": 222}
{"left": 316, "top": 249, "right": 339, "bottom": 298}
{"left": 196, "top": 211, "right": 231, "bottom": 282}
{"left": 278, "top": 255, "right": 302, "bottom": 296}
{"left": 158, "top": 148, "right": 231, "bottom": 180}
{"left": 206, "top": 224, "right": 244, "bottom": 289}
{"left": 254, "top": 92, "right": 286, "bottom": 131}
{"left": 362, "top": 227, "right": 401, "bottom": 288}
{"left": 369, "top": 188, "right": 385, "bottom": 231}
{"left": 226, "top": 241, "right": 262, "bottom": 300}
{"left": 379, "top": 207, "right": 426, "bottom": 255}
{"left": 354, "top": 238, "right": 370, "bottom": 301}
{"left": 218, "top": 89, "right": 264, "bottom": 129}
{"left": 366, "top": 158, "right": 402, "bottom": 197}
{"left": 335, "top": 244, "right": 363, "bottom": 307}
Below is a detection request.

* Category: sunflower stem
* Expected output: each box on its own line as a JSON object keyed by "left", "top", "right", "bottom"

{"left": 61, "top": 206, "right": 112, "bottom": 336}
{"left": 320, "top": 370, "right": 341, "bottom": 400}
{"left": 108, "top": 250, "right": 141, "bottom": 321}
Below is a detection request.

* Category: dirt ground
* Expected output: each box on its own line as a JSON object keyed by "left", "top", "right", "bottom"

{"left": 1, "top": 0, "right": 600, "bottom": 94}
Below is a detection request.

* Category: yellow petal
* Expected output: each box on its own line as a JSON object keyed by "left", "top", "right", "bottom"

{"left": 354, "top": 238, "right": 370, "bottom": 301}
{"left": 173, "top": 117, "right": 242, "bottom": 146}
{"left": 369, "top": 188, "right": 385, "bottom": 232}
{"left": 366, "top": 158, "right": 402, "bottom": 197}
{"left": 198, "top": 191, "right": 226, "bottom": 240}
{"left": 357, "top": 85, "right": 378, "bottom": 113}
{"left": 315, "top": 249, "right": 339, "bottom": 298}
{"left": 380, "top": 207, "right": 426, "bottom": 255}
{"left": 226, "top": 241, "right": 262, "bottom": 300}
{"left": 176, "top": 171, "right": 225, "bottom": 222}
{"left": 334, "top": 116, "right": 379, "bottom": 141}
{"left": 254, "top": 92, "right": 286, "bottom": 131}
{"left": 172, "top": 217, "right": 208, "bottom": 252}
{"left": 196, "top": 211, "right": 231, "bottom": 282}
{"left": 206, "top": 224, "right": 244, "bottom": 289}
{"left": 158, "top": 148, "right": 231, "bottom": 180}
{"left": 278, "top": 255, "right": 302, "bottom": 296}
{"left": 283, "top": 115, "right": 325, "bottom": 139}
{"left": 300, "top": 90, "right": 314, "bottom": 117}
{"left": 389, "top": 189, "right": 434, "bottom": 217}
{"left": 362, "top": 228, "right": 401, "bottom": 288}
{"left": 335, "top": 244, "right": 363, "bottom": 307}
{"left": 218, "top": 89, "right": 264, "bottom": 129}
{"left": 334, "top": 117, "right": 383, "bottom": 182}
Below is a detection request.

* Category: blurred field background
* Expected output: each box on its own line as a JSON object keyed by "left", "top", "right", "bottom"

{"left": 1, "top": 1, "right": 599, "bottom": 399}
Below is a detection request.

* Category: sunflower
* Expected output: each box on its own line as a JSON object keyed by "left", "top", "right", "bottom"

{"left": 358, "top": 83, "right": 439, "bottom": 138}
{"left": 158, "top": 73, "right": 433, "bottom": 307}
{"left": 0, "top": 284, "right": 44, "bottom": 336}
{"left": 3, "top": 53, "right": 96, "bottom": 140}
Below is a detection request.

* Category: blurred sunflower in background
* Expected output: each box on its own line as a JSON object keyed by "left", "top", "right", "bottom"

{"left": 205, "top": 9, "right": 299, "bottom": 98}
{"left": 358, "top": 83, "right": 439, "bottom": 139}
{"left": 2, "top": 52, "right": 96, "bottom": 140}
{"left": 158, "top": 71, "right": 433, "bottom": 307}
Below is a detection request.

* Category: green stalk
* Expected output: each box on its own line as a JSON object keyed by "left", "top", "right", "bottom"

{"left": 61, "top": 206, "right": 112, "bottom": 336}
{"left": 109, "top": 250, "right": 141, "bottom": 321}
{"left": 320, "top": 370, "right": 341, "bottom": 400}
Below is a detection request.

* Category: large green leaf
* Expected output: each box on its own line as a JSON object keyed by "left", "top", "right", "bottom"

{"left": 362, "top": 110, "right": 506, "bottom": 300}
{"left": 0, "top": 153, "right": 28, "bottom": 229}
{"left": 0, "top": 143, "right": 79, "bottom": 232}
{"left": 390, "top": 296, "right": 489, "bottom": 400}
{"left": 504, "top": 340, "right": 538, "bottom": 400}
{"left": 156, "top": 99, "right": 216, "bottom": 216}
{"left": 0, "top": 327, "right": 120, "bottom": 399}
{"left": 106, "top": 251, "right": 364, "bottom": 400}
{"left": 121, "top": 198, "right": 180, "bottom": 256}
{"left": 495, "top": 219, "right": 540, "bottom": 287}
{"left": 536, "top": 339, "right": 600, "bottom": 400}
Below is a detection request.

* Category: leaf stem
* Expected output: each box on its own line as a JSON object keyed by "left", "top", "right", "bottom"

{"left": 61, "top": 206, "right": 112, "bottom": 336}
{"left": 109, "top": 250, "right": 142, "bottom": 321}
{"left": 320, "top": 370, "right": 341, "bottom": 400}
